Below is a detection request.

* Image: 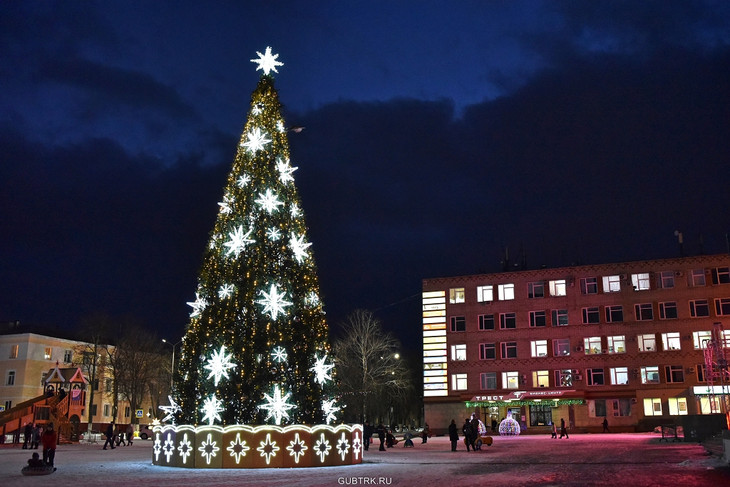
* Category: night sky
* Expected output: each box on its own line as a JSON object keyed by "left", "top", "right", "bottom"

{"left": 2, "top": 1, "right": 730, "bottom": 353}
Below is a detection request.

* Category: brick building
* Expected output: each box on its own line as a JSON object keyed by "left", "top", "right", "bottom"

{"left": 422, "top": 254, "right": 730, "bottom": 434}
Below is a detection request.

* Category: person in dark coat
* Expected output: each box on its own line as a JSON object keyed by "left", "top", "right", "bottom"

{"left": 448, "top": 419, "right": 459, "bottom": 451}
{"left": 41, "top": 424, "right": 57, "bottom": 467}
{"left": 470, "top": 415, "right": 481, "bottom": 450}
{"left": 31, "top": 424, "right": 41, "bottom": 449}
{"left": 421, "top": 423, "right": 430, "bottom": 444}
{"left": 103, "top": 422, "right": 116, "bottom": 450}
{"left": 602, "top": 417, "right": 609, "bottom": 433}
{"left": 22, "top": 423, "right": 32, "bottom": 449}
{"left": 559, "top": 418, "right": 569, "bottom": 439}
{"left": 462, "top": 418, "right": 473, "bottom": 452}
{"left": 377, "top": 423, "right": 386, "bottom": 451}
{"left": 363, "top": 422, "right": 372, "bottom": 451}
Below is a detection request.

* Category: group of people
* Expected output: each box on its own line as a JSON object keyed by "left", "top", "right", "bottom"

{"left": 21, "top": 422, "right": 43, "bottom": 449}
{"left": 23, "top": 423, "right": 58, "bottom": 469}
{"left": 103, "top": 421, "right": 135, "bottom": 449}
{"left": 448, "top": 413, "right": 487, "bottom": 452}
{"left": 363, "top": 422, "right": 423, "bottom": 451}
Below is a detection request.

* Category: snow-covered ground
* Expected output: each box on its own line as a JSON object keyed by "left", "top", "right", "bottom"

{"left": 1, "top": 433, "right": 727, "bottom": 486}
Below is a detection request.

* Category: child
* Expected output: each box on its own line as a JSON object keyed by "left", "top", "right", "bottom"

{"left": 27, "top": 452, "right": 44, "bottom": 467}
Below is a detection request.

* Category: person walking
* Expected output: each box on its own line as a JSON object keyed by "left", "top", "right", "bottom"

{"left": 470, "top": 414, "right": 480, "bottom": 450}
{"left": 559, "top": 418, "right": 569, "bottom": 439}
{"left": 377, "top": 423, "right": 386, "bottom": 451}
{"left": 103, "top": 422, "right": 116, "bottom": 450}
{"left": 41, "top": 423, "right": 57, "bottom": 468}
{"left": 117, "top": 425, "right": 127, "bottom": 446}
{"left": 421, "top": 423, "right": 430, "bottom": 444}
{"left": 363, "top": 422, "right": 372, "bottom": 451}
{"left": 126, "top": 424, "right": 134, "bottom": 446}
{"left": 602, "top": 417, "right": 609, "bottom": 433}
{"left": 462, "top": 418, "right": 473, "bottom": 452}
{"left": 448, "top": 419, "right": 459, "bottom": 451}
{"left": 551, "top": 422, "right": 557, "bottom": 439}
{"left": 22, "top": 423, "right": 32, "bottom": 449}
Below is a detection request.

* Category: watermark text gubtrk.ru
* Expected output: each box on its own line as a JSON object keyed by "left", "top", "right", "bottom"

{"left": 338, "top": 477, "right": 392, "bottom": 485}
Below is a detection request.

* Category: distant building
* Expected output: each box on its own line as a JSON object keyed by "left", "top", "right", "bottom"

{"left": 422, "top": 254, "right": 730, "bottom": 434}
{"left": 0, "top": 332, "right": 159, "bottom": 438}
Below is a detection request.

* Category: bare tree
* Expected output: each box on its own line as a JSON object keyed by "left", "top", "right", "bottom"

{"left": 333, "top": 309, "right": 412, "bottom": 424}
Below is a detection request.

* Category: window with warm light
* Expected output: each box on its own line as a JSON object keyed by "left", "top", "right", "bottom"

{"left": 549, "top": 279, "right": 567, "bottom": 296}
{"left": 498, "top": 283, "right": 515, "bottom": 300}
{"left": 532, "top": 370, "right": 550, "bottom": 388}
{"left": 602, "top": 275, "right": 621, "bottom": 293}
{"left": 451, "top": 373, "right": 468, "bottom": 391}
{"left": 450, "top": 344, "right": 466, "bottom": 361}
{"left": 631, "top": 273, "right": 650, "bottom": 290}
{"left": 638, "top": 334, "right": 656, "bottom": 352}
{"left": 661, "top": 332, "right": 681, "bottom": 351}
{"left": 668, "top": 397, "right": 688, "bottom": 415}
{"left": 449, "top": 288, "right": 465, "bottom": 304}
{"left": 9, "top": 344, "right": 19, "bottom": 359}
{"left": 584, "top": 336, "right": 602, "bottom": 354}
{"left": 643, "top": 398, "right": 662, "bottom": 416}
{"left": 476, "top": 285, "right": 494, "bottom": 302}
{"left": 607, "top": 335, "right": 625, "bottom": 354}
{"left": 502, "top": 371, "right": 519, "bottom": 389}
{"left": 44, "top": 347, "right": 52, "bottom": 360}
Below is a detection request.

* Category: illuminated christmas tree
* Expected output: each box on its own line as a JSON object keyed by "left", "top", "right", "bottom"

{"left": 174, "top": 47, "right": 338, "bottom": 426}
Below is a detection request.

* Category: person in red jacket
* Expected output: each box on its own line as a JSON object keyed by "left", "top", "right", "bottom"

{"left": 41, "top": 423, "right": 57, "bottom": 467}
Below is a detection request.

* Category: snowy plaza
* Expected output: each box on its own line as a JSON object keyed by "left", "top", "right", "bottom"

{"left": 2, "top": 433, "right": 728, "bottom": 486}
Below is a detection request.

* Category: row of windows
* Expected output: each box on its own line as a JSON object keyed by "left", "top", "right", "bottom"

{"left": 449, "top": 330, "right": 722, "bottom": 362}
{"left": 7, "top": 344, "right": 74, "bottom": 362}
{"left": 448, "top": 267, "right": 730, "bottom": 304}
{"left": 449, "top": 298, "right": 730, "bottom": 332}
{"left": 451, "top": 364, "right": 707, "bottom": 391}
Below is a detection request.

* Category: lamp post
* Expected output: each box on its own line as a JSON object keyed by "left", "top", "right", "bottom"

{"left": 162, "top": 338, "right": 183, "bottom": 389}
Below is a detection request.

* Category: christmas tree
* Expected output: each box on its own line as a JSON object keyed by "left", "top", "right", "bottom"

{"left": 173, "top": 47, "right": 338, "bottom": 427}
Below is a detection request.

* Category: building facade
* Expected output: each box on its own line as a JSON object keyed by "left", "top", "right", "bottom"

{"left": 0, "top": 332, "right": 159, "bottom": 432}
{"left": 422, "top": 254, "right": 730, "bottom": 434}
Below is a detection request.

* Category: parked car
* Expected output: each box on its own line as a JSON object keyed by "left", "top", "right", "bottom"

{"left": 138, "top": 424, "right": 154, "bottom": 440}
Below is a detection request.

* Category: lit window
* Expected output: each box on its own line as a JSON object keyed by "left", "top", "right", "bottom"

{"left": 450, "top": 344, "right": 466, "bottom": 361}
{"left": 10, "top": 345, "right": 19, "bottom": 359}
{"left": 498, "top": 283, "right": 515, "bottom": 300}
{"left": 587, "top": 368, "right": 604, "bottom": 386}
{"left": 479, "top": 343, "right": 496, "bottom": 360}
{"left": 529, "top": 310, "right": 546, "bottom": 327}
{"left": 530, "top": 340, "right": 548, "bottom": 358}
{"left": 502, "top": 371, "right": 520, "bottom": 389}
{"left": 640, "top": 366, "right": 660, "bottom": 384}
{"left": 549, "top": 279, "right": 567, "bottom": 296}
{"left": 700, "top": 396, "right": 721, "bottom": 414}
{"left": 451, "top": 373, "right": 467, "bottom": 391}
{"left": 607, "top": 336, "right": 625, "bottom": 354}
{"left": 661, "top": 332, "right": 681, "bottom": 351}
{"left": 659, "top": 271, "right": 675, "bottom": 289}
{"left": 668, "top": 397, "right": 688, "bottom": 415}
{"left": 631, "top": 273, "right": 650, "bottom": 290}
{"left": 450, "top": 316, "right": 466, "bottom": 332}
{"left": 500, "top": 341, "right": 517, "bottom": 359}
{"left": 638, "top": 334, "right": 656, "bottom": 352}
{"left": 693, "top": 331, "right": 711, "bottom": 349}
{"left": 643, "top": 398, "right": 663, "bottom": 416}
{"left": 499, "top": 313, "right": 516, "bottom": 329}
{"left": 634, "top": 303, "right": 654, "bottom": 321}
{"left": 602, "top": 275, "right": 621, "bottom": 293}
{"left": 532, "top": 370, "right": 550, "bottom": 388}
{"left": 714, "top": 298, "right": 730, "bottom": 316}
{"left": 476, "top": 285, "right": 493, "bottom": 302}
{"left": 44, "top": 347, "right": 52, "bottom": 360}
{"left": 690, "top": 269, "right": 706, "bottom": 287}
{"left": 449, "top": 288, "right": 465, "bottom": 304}
{"left": 584, "top": 337, "right": 602, "bottom": 354}
{"left": 580, "top": 277, "right": 598, "bottom": 295}
{"left": 553, "top": 339, "right": 570, "bottom": 356}
{"left": 480, "top": 372, "right": 497, "bottom": 390}
{"left": 527, "top": 282, "right": 544, "bottom": 299}
{"left": 555, "top": 369, "right": 573, "bottom": 387}
{"left": 478, "top": 314, "right": 495, "bottom": 330}
{"left": 664, "top": 365, "right": 684, "bottom": 383}
{"left": 610, "top": 367, "right": 629, "bottom": 385}
{"left": 552, "top": 309, "right": 569, "bottom": 326}
{"left": 582, "top": 307, "right": 600, "bottom": 324}
{"left": 689, "top": 299, "right": 710, "bottom": 317}
{"left": 605, "top": 305, "right": 623, "bottom": 323}
{"left": 659, "top": 301, "right": 678, "bottom": 319}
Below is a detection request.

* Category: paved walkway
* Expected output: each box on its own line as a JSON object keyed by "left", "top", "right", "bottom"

{"left": 0, "top": 433, "right": 727, "bottom": 486}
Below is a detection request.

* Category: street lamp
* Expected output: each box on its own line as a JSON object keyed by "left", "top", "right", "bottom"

{"left": 162, "top": 338, "right": 183, "bottom": 389}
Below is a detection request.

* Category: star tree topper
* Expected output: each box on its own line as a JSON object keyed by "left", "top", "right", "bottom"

{"left": 250, "top": 46, "right": 283, "bottom": 75}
